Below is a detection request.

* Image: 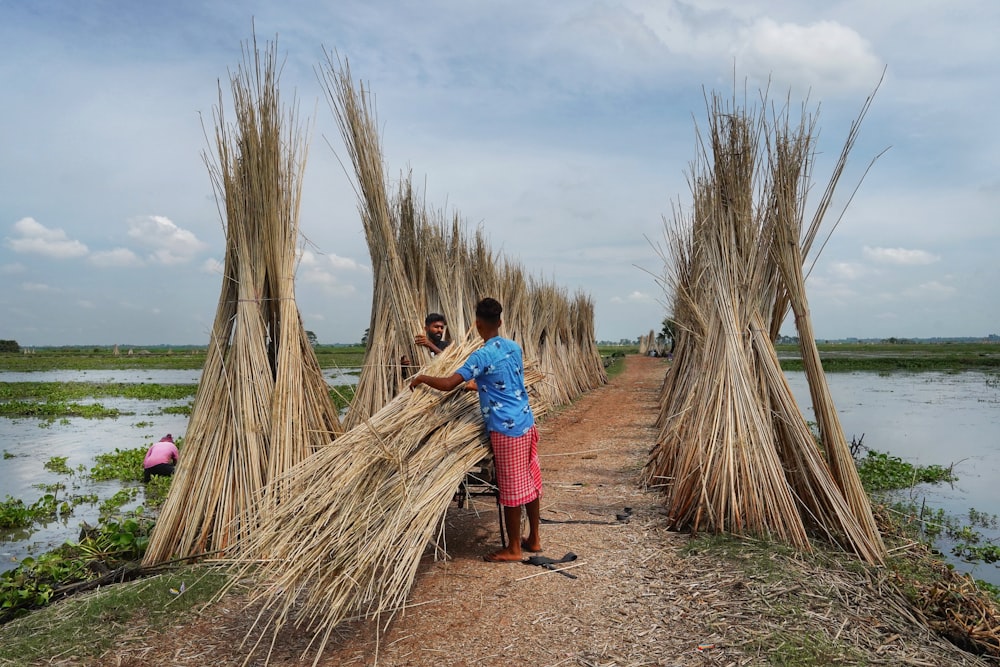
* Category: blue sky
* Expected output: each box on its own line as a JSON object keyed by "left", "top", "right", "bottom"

{"left": 1, "top": 1, "right": 997, "bottom": 345}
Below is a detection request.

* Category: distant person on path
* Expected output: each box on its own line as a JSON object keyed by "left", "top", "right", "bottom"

{"left": 143, "top": 434, "right": 179, "bottom": 482}
{"left": 409, "top": 297, "right": 542, "bottom": 562}
{"left": 401, "top": 312, "right": 452, "bottom": 373}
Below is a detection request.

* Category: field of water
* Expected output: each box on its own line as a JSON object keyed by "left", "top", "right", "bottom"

{"left": 1, "top": 366, "right": 997, "bottom": 585}
{"left": 0, "top": 367, "right": 357, "bottom": 573}
{"left": 786, "top": 370, "right": 1000, "bottom": 585}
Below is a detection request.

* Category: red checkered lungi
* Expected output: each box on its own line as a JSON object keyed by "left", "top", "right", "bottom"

{"left": 490, "top": 424, "right": 542, "bottom": 507}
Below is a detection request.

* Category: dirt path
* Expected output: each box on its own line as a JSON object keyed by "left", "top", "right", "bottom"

{"left": 99, "top": 355, "right": 991, "bottom": 667}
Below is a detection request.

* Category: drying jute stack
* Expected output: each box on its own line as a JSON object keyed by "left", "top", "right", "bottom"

{"left": 644, "top": 89, "right": 886, "bottom": 564}
{"left": 321, "top": 51, "right": 605, "bottom": 425}
{"left": 228, "top": 337, "right": 548, "bottom": 664}
{"left": 216, "top": 52, "right": 606, "bottom": 665}
{"left": 142, "top": 37, "right": 341, "bottom": 566}
{"left": 319, "top": 52, "right": 424, "bottom": 431}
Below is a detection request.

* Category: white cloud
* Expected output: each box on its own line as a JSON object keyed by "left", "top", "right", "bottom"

{"left": 903, "top": 280, "right": 957, "bottom": 300}
{"left": 299, "top": 267, "right": 357, "bottom": 296}
{"left": 1, "top": 262, "right": 26, "bottom": 274}
{"left": 328, "top": 253, "right": 368, "bottom": 272}
{"left": 737, "top": 19, "right": 882, "bottom": 95}
{"left": 90, "top": 247, "right": 142, "bottom": 268}
{"left": 21, "top": 282, "right": 57, "bottom": 292}
{"left": 78, "top": 300, "right": 95, "bottom": 308}
{"left": 611, "top": 291, "right": 653, "bottom": 304}
{"left": 126, "top": 215, "right": 208, "bottom": 265}
{"left": 6, "top": 217, "right": 88, "bottom": 258}
{"left": 827, "top": 261, "right": 869, "bottom": 281}
{"left": 862, "top": 246, "right": 939, "bottom": 265}
{"left": 201, "top": 257, "right": 224, "bottom": 274}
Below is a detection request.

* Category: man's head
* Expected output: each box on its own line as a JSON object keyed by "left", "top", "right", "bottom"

{"left": 474, "top": 298, "right": 502, "bottom": 339}
{"left": 424, "top": 313, "right": 447, "bottom": 343}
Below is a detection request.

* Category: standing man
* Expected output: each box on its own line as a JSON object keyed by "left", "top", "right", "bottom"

{"left": 409, "top": 298, "right": 542, "bottom": 562}
{"left": 143, "top": 434, "right": 179, "bottom": 482}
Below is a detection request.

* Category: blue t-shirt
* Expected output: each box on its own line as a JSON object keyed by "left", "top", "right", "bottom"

{"left": 456, "top": 336, "right": 535, "bottom": 435}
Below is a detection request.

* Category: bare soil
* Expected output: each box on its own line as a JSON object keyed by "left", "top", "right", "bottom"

{"left": 94, "top": 355, "right": 994, "bottom": 667}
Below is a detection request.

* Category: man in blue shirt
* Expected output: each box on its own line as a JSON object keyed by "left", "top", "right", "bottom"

{"left": 409, "top": 297, "right": 542, "bottom": 562}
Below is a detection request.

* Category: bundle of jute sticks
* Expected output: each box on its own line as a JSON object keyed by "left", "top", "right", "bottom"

{"left": 145, "top": 38, "right": 607, "bottom": 664}
{"left": 644, "top": 88, "right": 886, "bottom": 565}
{"left": 143, "top": 38, "right": 342, "bottom": 566}
{"left": 217, "top": 54, "right": 605, "bottom": 663}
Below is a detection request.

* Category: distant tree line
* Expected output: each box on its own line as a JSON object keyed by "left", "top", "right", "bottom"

{"left": 0, "top": 340, "right": 20, "bottom": 353}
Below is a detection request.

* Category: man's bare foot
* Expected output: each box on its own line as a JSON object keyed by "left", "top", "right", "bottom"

{"left": 483, "top": 547, "right": 523, "bottom": 562}
{"left": 521, "top": 538, "right": 542, "bottom": 553}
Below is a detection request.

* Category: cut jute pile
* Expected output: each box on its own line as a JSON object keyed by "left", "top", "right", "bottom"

{"left": 322, "top": 51, "right": 605, "bottom": 429}
{"left": 216, "top": 53, "right": 608, "bottom": 666}
{"left": 143, "top": 38, "right": 342, "bottom": 566}
{"left": 645, "top": 87, "right": 886, "bottom": 564}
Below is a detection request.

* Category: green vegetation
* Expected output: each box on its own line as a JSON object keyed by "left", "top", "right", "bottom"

{"left": 0, "top": 400, "right": 125, "bottom": 420}
{"left": 0, "top": 495, "right": 67, "bottom": 530}
{"left": 0, "top": 344, "right": 367, "bottom": 372}
{"left": 0, "top": 382, "right": 197, "bottom": 401}
{"left": 0, "top": 563, "right": 231, "bottom": 663}
{"left": 329, "top": 384, "right": 357, "bottom": 411}
{"left": 0, "top": 510, "right": 157, "bottom": 625}
{"left": 855, "top": 450, "right": 956, "bottom": 492}
{"left": 90, "top": 446, "right": 154, "bottom": 483}
{"left": 777, "top": 341, "right": 1000, "bottom": 372}
{"left": 43, "top": 456, "right": 72, "bottom": 476}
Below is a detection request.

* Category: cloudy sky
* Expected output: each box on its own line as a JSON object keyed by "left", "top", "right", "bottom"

{"left": 1, "top": 1, "right": 997, "bottom": 346}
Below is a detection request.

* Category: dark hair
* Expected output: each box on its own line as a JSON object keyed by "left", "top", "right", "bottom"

{"left": 425, "top": 312, "right": 446, "bottom": 326}
{"left": 475, "top": 298, "right": 502, "bottom": 325}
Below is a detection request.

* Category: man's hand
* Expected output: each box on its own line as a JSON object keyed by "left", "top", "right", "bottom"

{"left": 414, "top": 334, "right": 442, "bottom": 354}
{"left": 465, "top": 379, "right": 478, "bottom": 391}
{"left": 409, "top": 375, "right": 423, "bottom": 390}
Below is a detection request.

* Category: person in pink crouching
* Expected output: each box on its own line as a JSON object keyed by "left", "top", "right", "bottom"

{"left": 143, "top": 434, "right": 179, "bottom": 482}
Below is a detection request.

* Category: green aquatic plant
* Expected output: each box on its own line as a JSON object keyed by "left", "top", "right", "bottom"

{"left": 43, "top": 456, "right": 72, "bottom": 475}
{"left": 0, "top": 400, "right": 126, "bottom": 420}
{"left": 98, "top": 488, "right": 139, "bottom": 517}
{"left": 0, "top": 509, "right": 156, "bottom": 624}
{"left": 89, "top": 447, "right": 146, "bottom": 483}
{"left": 855, "top": 450, "right": 956, "bottom": 493}
{"left": 142, "top": 475, "right": 172, "bottom": 509}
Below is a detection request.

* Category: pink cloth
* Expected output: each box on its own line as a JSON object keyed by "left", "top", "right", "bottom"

{"left": 144, "top": 439, "right": 179, "bottom": 468}
{"left": 490, "top": 424, "right": 542, "bottom": 507}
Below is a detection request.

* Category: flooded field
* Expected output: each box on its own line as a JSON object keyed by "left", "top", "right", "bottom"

{"left": 0, "top": 368, "right": 357, "bottom": 572}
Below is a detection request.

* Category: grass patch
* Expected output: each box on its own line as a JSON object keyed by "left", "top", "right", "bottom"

{"left": 0, "top": 345, "right": 367, "bottom": 372}
{"left": 0, "top": 565, "right": 233, "bottom": 664}
{"left": 776, "top": 341, "right": 1000, "bottom": 372}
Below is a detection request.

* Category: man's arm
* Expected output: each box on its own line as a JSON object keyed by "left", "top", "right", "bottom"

{"left": 414, "top": 334, "right": 443, "bottom": 355}
{"left": 409, "top": 372, "right": 465, "bottom": 392}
